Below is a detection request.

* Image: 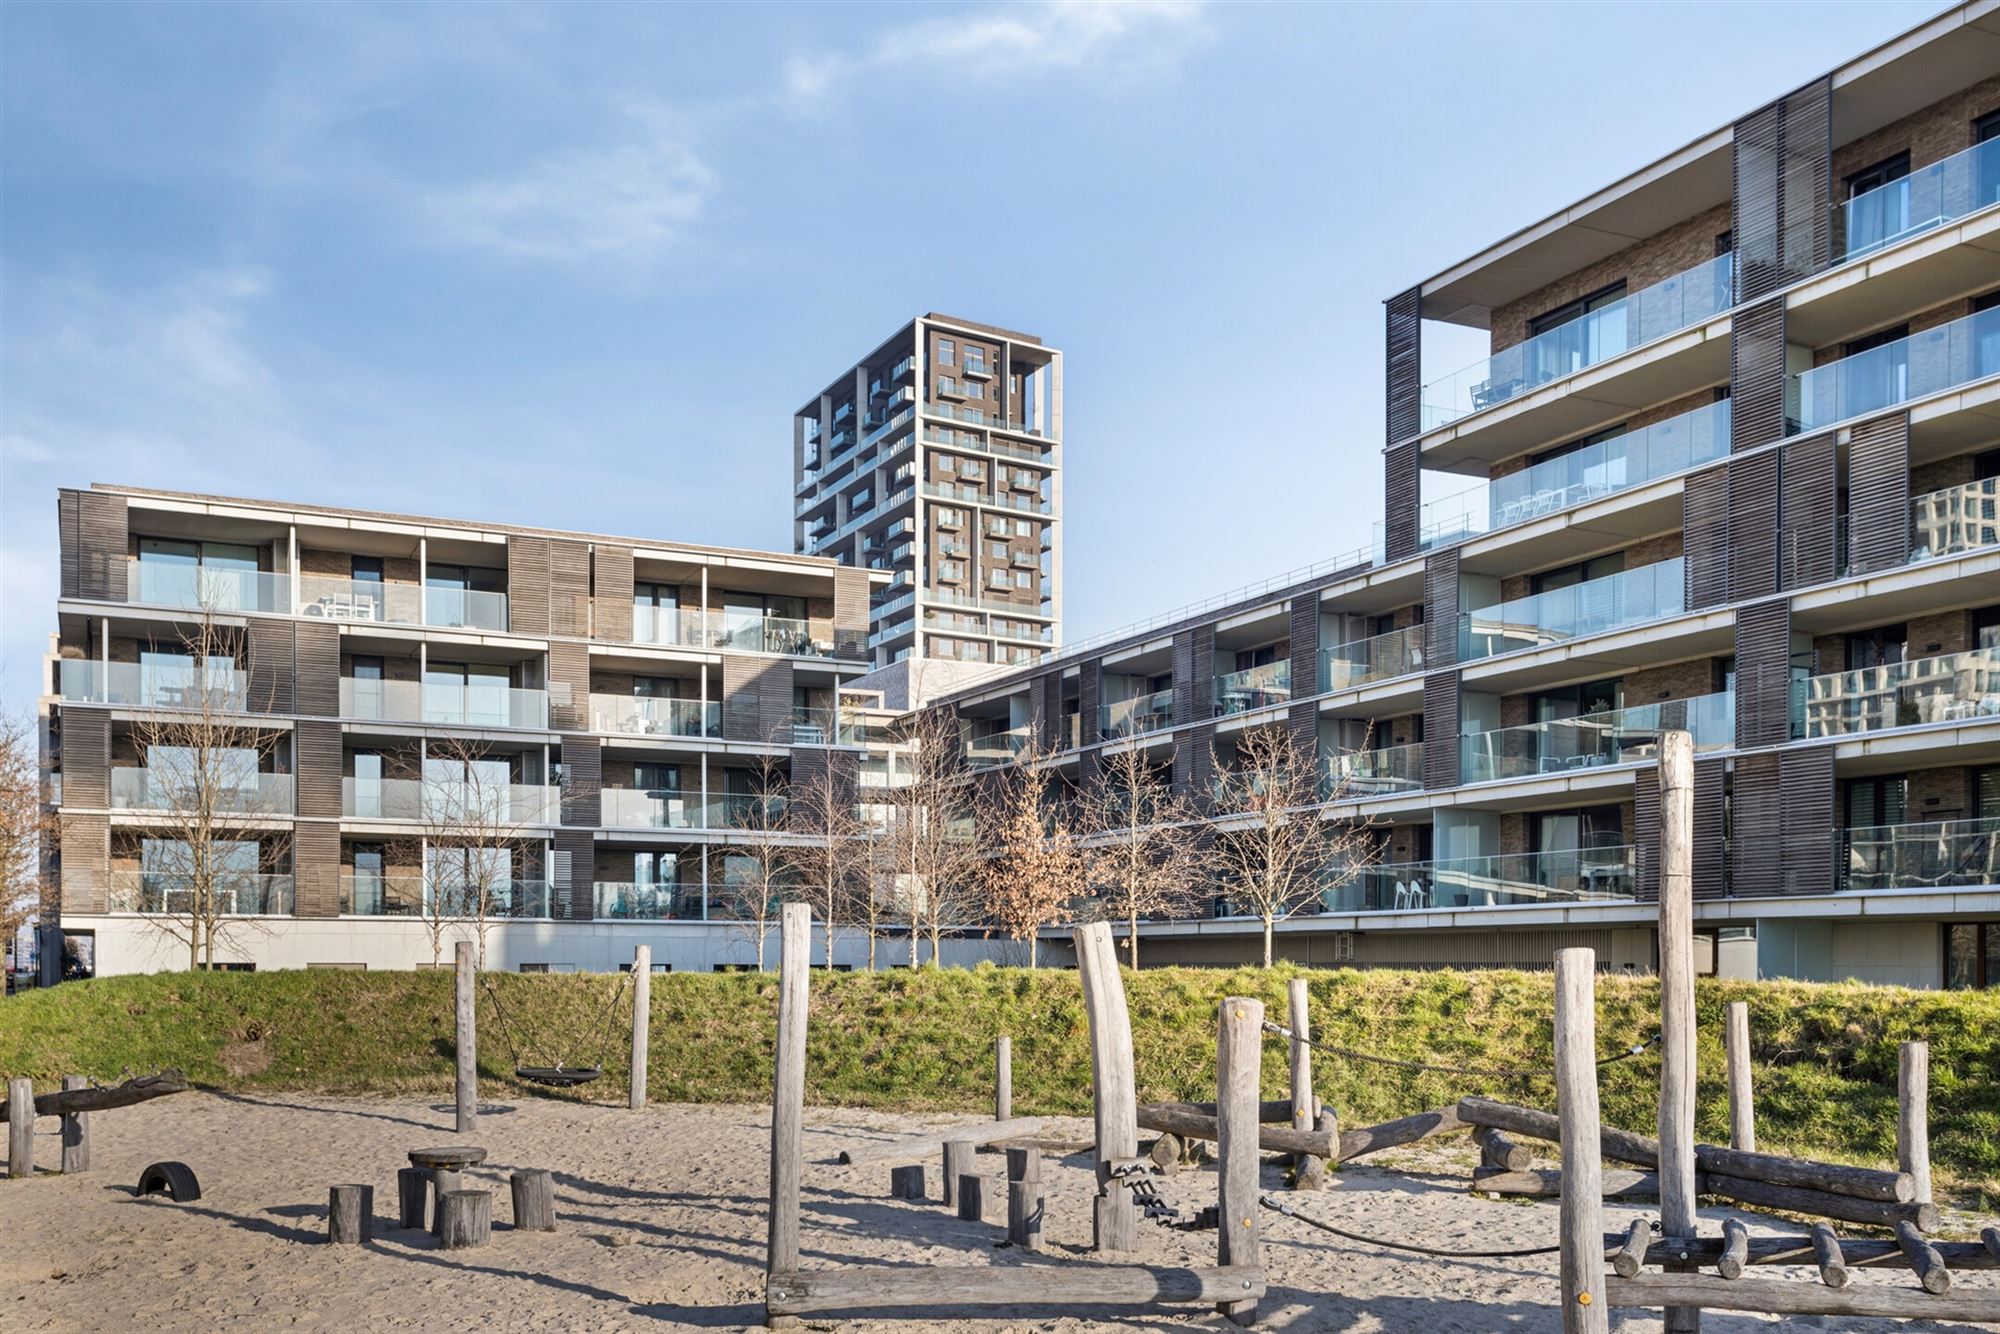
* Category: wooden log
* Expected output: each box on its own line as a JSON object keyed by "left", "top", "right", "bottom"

{"left": 1137, "top": 1104, "right": 1336, "bottom": 1159}
{"left": 835, "top": 1118, "right": 1046, "bottom": 1167}
{"left": 1157, "top": 1098, "right": 1300, "bottom": 1123}
{"left": 1699, "top": 1173, "right": 1939, "bottom": 1232}
{"left": 889, "top": 1165, "right": 924, "bottom": 1200}
{"left": 1457, "top": 1098, "right": 1657, "bottom": 1167}
{"left": 328, "top": 1183, "right": 373, "bottom": 1245}
{"left": 1656, "top": 729, "right": 1698, "bottom": 1334}
{"left": 510, "top": 1168, "right": 556, "bottom": 1232}
{"left": 454, "top": 940, "right": 477, "bottom": 1135}
{"left": 1215, "top": 996, "right": 1262, "bottom": 1327}
{"left": 59, "top": 1075, "right": 89, "bottom": 1174}
{"left": 430, "top": 1168, "right": 465, "bottom": 1238}
{"left": 1297, "top": 1111, "right": 1336, "bottom": 1191}
{"left": 1478, "top": 1168, "right": 1659, "bottom": 1198}
{"left": 1717, "top": 1217, "right": 1749, "bottom": 1279}
{"left": 1474, "top": 1126, "right": 1532, "bottom": 1172}
{"left": 437, "top": 1188, "right": 491, "bottom": 1250}
{"left": 1896, "top": 1218, "right": 1949, "bottom": 1295}
{"left": 1005, "top": 1146, "right": 1039, "bottom": 1183}
{"left": 1555, "top": 947, "right": 1607, "bottom": 1334}
{"left": 397, "top": 1167, "right": 429, "bottom": 1228}
{"left": 1810, "top": 1223, "right": 1850, "bottom": 1288}
{"left": 1076, "top": 921, "right": 1138, "bottom": 1254}
{"left": 1617, "top": 1234, "right": 2000, "bottom": 1272}
{"left": 1286, "top": 977, "right": 1319, "bottom": 1188}
{"left": 995, "top": 1035, "right": 1011, "bottom": 1123}
{"left": 1613, "top": 1218, "right": 1652, "bottom": 1279}
{"left": 629, "top": 945, "right": 650, "bottom": 1112}
{"left": 764, "top": 1264, "right": 1268, "bottom": 1317}
{"left": 1899, "top": 1040, "right": 1931, "bottom": 1206}
{"left": 0, "top": 1070, "right": 189, "bottom": 1122}
{"left": 766, "top": 902, "right": 811, "bottom": 1329}
{"left": 1006, "top": 1180, "right": 1043, "bottom": 1250}
{"left": 942, "top": 1140, "right": 975, "bottom": 1209}
{"left": 1337, "top": 1105, "right": 1468, "bottom": 1162}
{"left": 7, "top": 1077, "right": 32, "bottom": 1178}
{"left": 1985, "top": 1225, "right": 2000, "bottom": 1260}
{"left": 1604, "top": 1272, "right": 2000, "bottom": 1320}
{"left": 1724, "top": 1001, "right": 1754, "bottom": 1152}
{"left": 957, "top": 1173, "right": 986, "bottom": 1222}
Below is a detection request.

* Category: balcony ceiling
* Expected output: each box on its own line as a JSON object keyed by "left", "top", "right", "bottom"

{"left": 1791, "top": 548, "right": 2000, "bottom": 633}
{"left": 1908, "top": 378, "right": 2000, "bottom": 461}
{"left": 1456, "top": 484, "right": 1685, "bottom": 577}
{"left": 1784, "top": 209, "right": 2000, "bottom": 348}
{"left": 1829, "top": 5, "right": 2000, "bottom": 146}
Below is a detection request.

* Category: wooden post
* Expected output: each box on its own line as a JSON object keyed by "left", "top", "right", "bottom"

{"left": 1215, "top": 995, "right": 1262, "bottom": 1327}
{"left": 630, "top": 945, "right": 651, "bottom": 1112}
{"left": 1555, "top": 947, "right": 1607, "bottom": 1334}
{"left": 1613, "top": 1218, "right": 1652, "bottom": 1278}
{"left": 438, "top": 1188, "right": 492, "bottom": 1250}
{"left": 1286, "top": 977, "right": 1322, "bottom": 1189}
{"left": 1725, "top": 1002, "right": 1754, "bottom": 1153}
{"left": 766, "top": 902, "right": 811, "bottom": 1329}
{"left": 1007, "top": 1180, "right": 1043, "bottom": 1250}
{"left": 942, "top": 1139, "right": 975, "bottom": 1209}
{"left": 1006, "top": 1146, "right": 1040, "bottom": 1183}
{"left": 1810, "top": 1223, "right": 1850, "bottom": 1288}
{"left": 1895, "top": 1218, "right": 1950, "bottom": 1294}
{"left": 328, "top": 1184, "right": 373, "bottom": 1244}
{"left": 957, "top": 1174, "right": 986, "bottom": 1222}
{"left": 397, "top": 1167, "right": 429, "bottom": 1228}
{"left": 454, "top": 939, "right": 477, "bottom": 1135}
{"left": 510, "top": 1168, "right": 557, "bottom": 1231}
{"left": 431, "top": 1168, "right": 464, "bottom": 1238}
{"left": 994, "top": 1035, "right": 1011, "bottom": 1122}
{"left": 60, "top": 1075, "right": 89, "bottom": 1173}
{"left": 1075, "top": 920, "right": 1138, "bottom": 1253}
{"left": 1898, "top": 1040, "right": 1931, "bottom": 1207}
{"left": 1718, "top": 1217, "right": 1750, "bottom": 1279}
{"left": 889, "top": 1165, "right": 924, "bottom": 1200}
{"left": 7, "top": 1077, "right": 31, "bottom": 1178}
{"left": 1656, "top": 730, "right": 1699, "bottom": 1334}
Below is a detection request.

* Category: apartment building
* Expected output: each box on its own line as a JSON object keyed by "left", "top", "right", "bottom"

{"left": 935, "top": 5, "right": 2000, "bottom": 989}
{"left": 793, "top": 315, "right": 1063, "bottom": 680}
{"left": 39, "top": 485, "right": 886, "bottom": 976}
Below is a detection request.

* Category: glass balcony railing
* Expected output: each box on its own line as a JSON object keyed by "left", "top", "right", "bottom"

{"left": 339, "top": 678, "right": 549, "bottom": 729}
{"left": 1327, "top": 847, "right": 1637, "bottom": 912}
{"left": 1835, "top": 138, "right": 2000, "bottom": 262}
{"left": 622, "top": 603, "right": 706, "bottom": 646}
{"left": 424, "top": 586, "right": 509, "bottom": 631}
{"left": 1838, "top": 817, "right": 2000, "bottom": 893}
{"left": 1460, "top": 691, "right": 1734, "bottom": 785}
{"left": 58, "top": 659, "right": 248, "bottom": 711}
{"left": 129, "top": 561, "right": 290, "bottom": 614}
{"left": 601, "top": 788, "right": 705, "bottom": 830}
{"left": 1101, "top": 690, "right": 1175, "bottom": 740}
{"left": 1419, "top": 254, "right": 1734, "bottom": 432}
{"left": 1795, "top": 306, "right": 2000, "bottom": 432}
{"left": 589, "top": 694, "right": 719, "bottom": 739}
{"left": 1321, "top": 741, "right": 1424, "bottom": 797}
{"left": 339, "top": 872, "right": 555, "bottom": 919}
{"left": 1214, "top": 660, "right": 1291, "bottom": 716}
{"left": 1319, "top": 626, "right": 1425, "bottom": 692}
{"left": 1460, "top": 557, "right": 1686, "bottom": 661}
{"left": 298, "top": 576, "right": 423, "bottom": 625}
{"left": 109, "top": 872, "right": 295, "bottom": 916}
{"left": 1793, "top": 645, "right": 2000, "bottom": 740}
{"left": 110, "top": 767, "right": 294, "bottom": 814}
{"left": 1490, "top": 399, "right": 1731, "bottom": 527}
{"left": 341, "top": 778, "right": 562, "bottom": 824}
{"left": 707, "top": 615, "right": 836, "bottom": 658}
{"left": 1911, "top": 477, "right": 2000, "bottom": 563}
{"left": 592, "top": 881, "right": 700, "bottom": 920}
{"left": 963, "top": 726, "right": 1031, "bottom": 767}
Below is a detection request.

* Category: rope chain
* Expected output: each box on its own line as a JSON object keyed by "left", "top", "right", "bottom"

{"left": 1259, "top": 1193, "right": 1563, "bottom": 1258}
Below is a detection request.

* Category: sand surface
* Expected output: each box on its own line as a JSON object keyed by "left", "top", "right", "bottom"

{"left": 0, "top": 1092, "right": 1992, "bottom": 1332}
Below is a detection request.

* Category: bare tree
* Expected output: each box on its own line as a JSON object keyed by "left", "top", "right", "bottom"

{"left": 849, "top": 783, "right": 898, "bottom": 971}
{"left": 784, "top": 744, "right": 868, "bottom": 970}
{"left": 1210, "top": 724, "right": 1377, "bottom": 966}
{"left": 885, "top": 706, "right": 984, "bottom": 968}
{"left": 1, "top": 713, "right": 53, "bottom": 981}
{"left": 717, "top": 744, "right": 795, "bottom": 972}
{"left": 127, "top": 610, "right": 292, "bottom": 970}
{"left": 984, "top": 742, "right": 1085, "bottom": 968}
{"left": 1076, "top": 739, "right": 1212, "bottom": 969}
{"left": 392, "top": 734, "right": 548, "bottom": 969}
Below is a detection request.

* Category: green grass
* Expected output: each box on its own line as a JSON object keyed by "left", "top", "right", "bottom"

{"left": 1, "top": 965, "right": 1994, "bottom": 1205}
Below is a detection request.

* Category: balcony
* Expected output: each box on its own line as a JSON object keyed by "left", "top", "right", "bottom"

{"left": 592, "top": 881, "right": 700, "bottom": 920}
{"left": 601, "top": 788, "right": 707, "bottom": 830}
{"left": 108, "top": 872, "right": 295, "bottom": 916}
{"left": 1793, "top": 645, "right": 2000, "bottom": 740}
{"left": 128, "top": 561, "right": 290, "bottom": 614}
{"left": 1322, "top": 741, "right": 1423, "bottom": 797}
{"left": 1911, "top": 477, "right": 2000, "bottom": 564}
{"left": 110, "top": 766, "right": 294, "bottom": 814}
{"left": 922, "top": 482, "right": 1049, "bottom": 516}
{"left": 1319, "top": 625, "right": 1425, "bottom": 692}
{"left": 1794, "top": 306, "right": 2000, "bottom": 433}
{"left": 58, "top": 659, "right": 248, "bottom": 711}
{"left": 1101, "top": 690, "right": 1175, "bottom": 741}
{"left": 339, "top": 872, "right": 555, "bottom": 918}
{"left": 589, "top": 694, "right": 719, "bottom": 739}
{"left": 1213, "top": 660, "right": 1291, "bottom": 717}
{"left": 298, "top": 576, "right": 422, "bottom": 625}
{"left": 628, "top": 604, "right": 708, "bottom": 647}
{"left": 1328, "top": 847, "right": 1636, "bottom": 912}
{"left": 423, "top": 586, "right": 509, "bottom": 632}
{"left": 340, "top": 678, "right": 549, "bottom": 729}
{"left": 341, "top": 778, "right": 562, "bottom": 824}
{"left": 1460, "top": 557, "right": 1686, "bottom": 662}
{"left": 1838, "top": 817, "right": 2000, "bottom": 893}
{"left": 961, "top": 355, "right": 992, "bottom": 378}
{"left": 1491, "top": 399, "right": 1731, "bottom": 529}
{"left": 1460, "top": 691, "right": 1734, "bottom": 785}
{"left": 1420, "top": 254, "right": 1734, "bottom": 433}
{"left": 1834, "top": 138, "right": 2000, "bottom": 263}
{"left": 963, "top": 725, "right": 1031, "bottom": 767}
{"left": 707, "top": 615, "right": 836, "bottom": 659}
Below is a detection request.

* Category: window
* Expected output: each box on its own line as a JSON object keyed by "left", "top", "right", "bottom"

{"left": 1945, "top": 922, "right": 2000, "bottom": 990}
{"left": 634, "top": 582, "right": 679, "bottom": 643}
{"left": 351, "top": 555, "right": 383, "bottom": 583}
{"left": 1531, "top": 551, "right": 1625, "bottom": 596}
{"left": 1977, "top": 109, "right": 2000, "bottom": 144}
{"left": 1533, "top": 679, "right": 1622, "bottom": 723}
{"left": 1844, "top": 151, "right": 1910, "bottom": 201}
{"left": 937, "top": 338, "right": 955, "bottom": 366}
{"left": 1844, "top": 774, "right": 1907, "bottom": 829}
{"left": 1844, "top": 624, "right": 1906, "bottom": 671}
{"left": 1235, "top": 644, "right": 1279, "bottom": 672}
{"left": 136, "top": 537, "right": 261, "bottom": 610}
{"left": 635, "top": 763, "right": 680, "bottom": 795}
{"left": 424, "top": 661, "right": 511, "bottom": 726}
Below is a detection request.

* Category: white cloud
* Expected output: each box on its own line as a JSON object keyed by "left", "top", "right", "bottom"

{"left": 423, "top": 104, "right": 717, "bottom": 265}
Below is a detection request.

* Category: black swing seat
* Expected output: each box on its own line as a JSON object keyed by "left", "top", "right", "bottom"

{"left": 516, "top": 1065, "right": 602, "bottom": 1088}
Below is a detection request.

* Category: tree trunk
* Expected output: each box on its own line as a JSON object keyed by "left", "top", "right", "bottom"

{"left": 1027, "top": 931, "right": 1037, "bottom": 969}
{"left": 1129, "top": 904, "right": 1141, "bottom": 970}
{"left": 1262, "top": 913, "right": 1274, "bottom": 968}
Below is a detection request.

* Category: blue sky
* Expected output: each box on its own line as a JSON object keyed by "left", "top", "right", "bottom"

{"left": 0, "top": 1, "right": 1935, "bottom": 715}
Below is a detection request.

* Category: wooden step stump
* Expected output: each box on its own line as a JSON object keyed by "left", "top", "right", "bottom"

{"left": 957, "top": 1174, "right": 986, "bottom": 1222}
{"left": 397, "top": 1168, "right": 430, "bottom": 1229}
{"left": 437, "top": 1188, "right": 491, "bottom": 1251}
{"left": 1005, "top": 1146, "right": 1040, "bottom": 1183}
{"left": 430, "top": 1169, "right": 466, "bottom": 1239}
{"left": 328, "top": 1184, "right": 373, "bottom": 1244}
{"left": 941, "top": 1140, "right": 975, "bottom": 1209}
{"left": 1007, "top": 1180, "right": 1043, "bottom": 1251}
{"left": 8, "top": 1078, "right": 32, "bottom": 1178}
{"left": 510, "top": 1169, "right": 557, "bottom": 1232}
{"left": 889, "top": 1165, "right": 925, "bottom": 1200}
{"left": 60, "top": 1076, "right": 90, "bottom": 1174}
